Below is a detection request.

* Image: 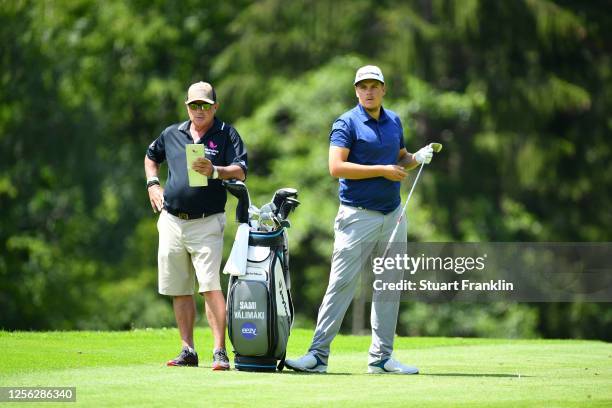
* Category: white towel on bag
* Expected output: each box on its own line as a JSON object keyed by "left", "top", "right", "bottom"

{"left": 222, "top": 223, "right": 250, "bottom": 276}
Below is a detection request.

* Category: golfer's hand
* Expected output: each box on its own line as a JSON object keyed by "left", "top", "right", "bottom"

{"left": 192, "top": 157, "right": 214, "bottom": 176}
{"left": 414, "top": 145, "right": 434, "bottom": 164}
{"left": 148, "top": 184, "right": 164, "bottom": 213}
{"left": 383, "top": 165, "right": 408, "bottom": 181}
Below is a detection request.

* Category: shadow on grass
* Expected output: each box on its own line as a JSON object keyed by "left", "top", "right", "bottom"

{"left": 280, "top": 371, "right": 352, "bottom": 376}
{"left": 269, "top": 372, "right": 528, "bottom": 377}
{"left": 179, "top": 366, "right": 527, "bottom": 378}
{"left": 423, "top": 373, "right": 531, "bottom": 378}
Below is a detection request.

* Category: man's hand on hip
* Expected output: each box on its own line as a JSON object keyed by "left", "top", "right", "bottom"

{"left": 192, "top": 157, "right": 214, "bottom": 177}
{"left": 148, "top": 185, "right": 164, "bottom": 213}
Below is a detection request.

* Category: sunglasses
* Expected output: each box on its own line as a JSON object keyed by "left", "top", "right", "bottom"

{"left": 188, "top": 102, "right": 213, "bottom": 111}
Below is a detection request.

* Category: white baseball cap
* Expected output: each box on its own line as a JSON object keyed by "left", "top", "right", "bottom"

{"left": 354, "top": 65, "right": 385, "bottom": 85}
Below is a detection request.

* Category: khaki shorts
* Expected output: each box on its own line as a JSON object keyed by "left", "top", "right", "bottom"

{"left": 157, "top": 210, "right": 225, "bottom": 295}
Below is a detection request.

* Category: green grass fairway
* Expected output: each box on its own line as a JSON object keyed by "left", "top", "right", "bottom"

{"left": 1, "top": 329, "right": 611, "bottom": 407}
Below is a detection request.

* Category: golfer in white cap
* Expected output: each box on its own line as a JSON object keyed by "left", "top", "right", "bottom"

{"left": 285, "top": 65, "right": 434, "bottom": 374}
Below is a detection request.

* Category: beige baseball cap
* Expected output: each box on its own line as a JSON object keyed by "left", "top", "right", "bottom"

{"left": 185, "top": 81, "right": 216, "bottom": 104}
{"left": 354, "top": 65, "right": 385, "bottom": 85}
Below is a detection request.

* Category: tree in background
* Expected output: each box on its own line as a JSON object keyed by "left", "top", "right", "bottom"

{"left": 1, "top": 0, "right": 610, "bottom": 338}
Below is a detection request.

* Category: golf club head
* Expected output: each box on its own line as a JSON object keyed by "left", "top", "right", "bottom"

{"left": 223, "top": 180, "right": 250, "bottom": 223}
{"left": 259, "top": 211, "right": 276, "bottom": 231}
{"left": 248, "top": 204, "right": 260, "bottom": 217}
{"left": 272, "top": 188, "right": 298, "bottom": 213}
{"left": 223, "top": 179, "right": 249, "bottom": 201}
{"left": 429, "top": 142, "right": 443, "bottom": 153}
{"left": 279, "top": 197, "right": 300, "bottom": 220}
{"left": 260, "top": 202, "right": 277, "bottom": 215}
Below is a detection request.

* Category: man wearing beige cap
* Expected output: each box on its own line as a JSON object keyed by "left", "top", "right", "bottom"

{"left": 144, "top": 81, "right": 248, "bottom": 370}
{"left": 286, "top": 65, "right": 434, "bottom": 374}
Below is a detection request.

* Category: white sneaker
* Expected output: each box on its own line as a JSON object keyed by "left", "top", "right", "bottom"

{"left": 367, "top": 358, "right": 419, "bottom": 374}
{"left": 285, "top": 352, "right": 327, "bottom": 373}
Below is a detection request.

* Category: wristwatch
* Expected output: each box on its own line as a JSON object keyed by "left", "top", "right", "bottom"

{"left": 212, "top": 166, "right": 219, "bottom": 179}
{"left": 146, "top": 176, "right": 160, "bottom": 189}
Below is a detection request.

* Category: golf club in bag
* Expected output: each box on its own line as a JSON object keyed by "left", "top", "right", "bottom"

{"left": 382, "top": 142, "right": 443, "bottom": 259}
{"left": 223, "top": 180, "right": 300, "bottom": 372}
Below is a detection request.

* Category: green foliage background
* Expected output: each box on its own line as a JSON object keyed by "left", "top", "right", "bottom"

{"left": 1, "top": 0, "right": 610, "bottom": 339}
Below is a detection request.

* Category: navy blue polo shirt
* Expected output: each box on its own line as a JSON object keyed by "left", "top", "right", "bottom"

{"left": 330, "top": 104, "right": 405, "bottom": 214}
{"left": 146, "top": 118, "right": 248, "bottom": 216}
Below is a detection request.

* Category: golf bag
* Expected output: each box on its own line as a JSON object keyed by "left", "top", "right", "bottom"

{"left": 227, "top": 229, "right": 294, "bottom": 371}
{"left": 223, "top": 180, "right": 299, "bottom": 372}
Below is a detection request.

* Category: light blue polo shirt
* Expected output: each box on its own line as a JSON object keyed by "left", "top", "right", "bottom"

{"left": 330, "top": 104, "right": 405, "bottom": 214}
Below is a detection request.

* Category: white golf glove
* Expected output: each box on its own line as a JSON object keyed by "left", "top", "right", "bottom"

{"left": 414, "top": 145, "right": 434, "bottom": 164}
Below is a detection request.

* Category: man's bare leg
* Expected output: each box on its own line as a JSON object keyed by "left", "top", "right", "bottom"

{"left": 173, "top": 295, "right": 196, "bottom": 349}
{"left": 203, "top": 290, "right": 226, "bottom": 350}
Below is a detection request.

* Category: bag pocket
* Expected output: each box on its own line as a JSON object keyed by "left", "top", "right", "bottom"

{"left": 229, "top": 280, "right": 270, "bottom": 357}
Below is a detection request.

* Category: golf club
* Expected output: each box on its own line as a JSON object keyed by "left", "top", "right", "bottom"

{"left": 224, "top": 180, "right": 301, "bottom": 232}
{"left": 278, "top": 197, "right": 300, "bottom": 220}
{"left": 272, "top": 188, "right": 298, "bottom": 215}
{"left": 223, "top": 180, "right": 251, "bottom": 224}
{"left": 381, "top": 142, "right": 443, "bottom": 260}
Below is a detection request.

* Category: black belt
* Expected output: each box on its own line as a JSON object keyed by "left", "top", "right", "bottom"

{"left": 164, "top": 207, "right": 221, "bottom": 220}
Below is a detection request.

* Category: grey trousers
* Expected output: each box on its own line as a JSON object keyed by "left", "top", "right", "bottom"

{"left": 309, "top": 204, "right": 407, "bottom": 365}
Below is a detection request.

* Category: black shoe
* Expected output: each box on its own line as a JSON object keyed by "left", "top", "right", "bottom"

{"left": 167, "top": 347, "right": 198, "bottom": 367}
